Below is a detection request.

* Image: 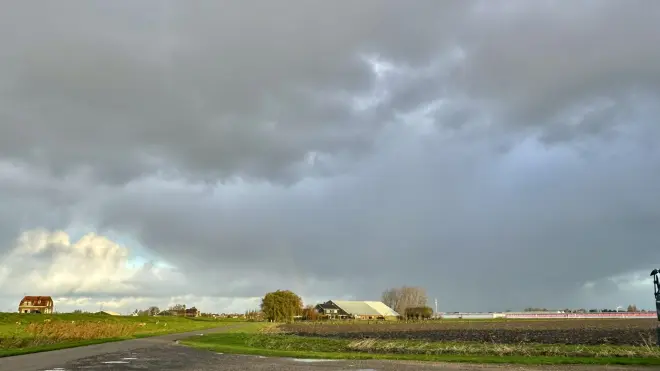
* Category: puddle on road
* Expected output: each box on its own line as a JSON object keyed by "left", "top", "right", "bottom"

{"left": 290, "top": 358, "right": 338, "bottom": 363}
{"left": 101, "top": 361, "right": 129, "bottom": 364}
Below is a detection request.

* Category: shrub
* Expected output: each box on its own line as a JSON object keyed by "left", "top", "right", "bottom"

{"left": 404, "top": 306, "right": 433, "bottom": 320}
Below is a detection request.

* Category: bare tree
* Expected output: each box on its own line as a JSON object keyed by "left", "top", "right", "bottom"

{"left": 381, "top": 286, "right": 428, "bottom": 316}
{"left": 147, "top": 306, "right": 160, "bottom": 316}
{"left": 381, "top": 288, "right": 400, "bottom": 313}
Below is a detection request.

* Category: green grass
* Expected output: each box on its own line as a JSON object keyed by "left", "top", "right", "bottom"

{"left": 218, "top": 322, "right": 275, "bottom": 334}
{"left": 181, "top": 332, "right": 660, "bottom": 366}
{"left": 0, "top": 337, "right": 129, "bottom": 357}
{"left": 0, "top": 312, "right": 244, "bottom": 357}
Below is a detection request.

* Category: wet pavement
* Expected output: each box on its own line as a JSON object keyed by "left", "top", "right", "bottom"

{"left": 29, "top": 344, "right": 656, "bottom": 371}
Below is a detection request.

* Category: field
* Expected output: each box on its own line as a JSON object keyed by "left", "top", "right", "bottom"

{"left": 280, "top": 319, "right": 659, "bottom": 346}
{"left": 0, "top": 312, "right": 240, "bottom": 357}
{"left": 181, "top": 319, "right": 660, "bottom": 366}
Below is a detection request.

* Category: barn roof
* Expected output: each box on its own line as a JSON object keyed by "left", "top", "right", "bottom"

{"left": 363, "top": 301, "right": 400, "bottom": 317}
{"left": 331, "top": 300, "right": 399, "bottom": 317}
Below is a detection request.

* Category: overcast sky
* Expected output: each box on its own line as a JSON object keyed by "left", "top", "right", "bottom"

{"left": 1, "top": 0, "right": 659, "bottom": 314}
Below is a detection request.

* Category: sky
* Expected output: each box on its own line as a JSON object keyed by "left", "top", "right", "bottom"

{"left": 1, "top": 0, "right": 660, "bottom": 314}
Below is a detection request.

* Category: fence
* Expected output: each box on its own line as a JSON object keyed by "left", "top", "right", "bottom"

{"left": 439, "top": 312, "right": 656, "bottom": 319}
{"left": 503, "top": 312, "right": 656, "bottom": 319}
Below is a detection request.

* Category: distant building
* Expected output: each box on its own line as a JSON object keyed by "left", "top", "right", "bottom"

{"left": 315, "top": 300, "right": 399, "bottom": 320}
{"left": 185, "top": 307, "right": 200, "bottom": 317}
{"left": 315, "top": 301, "right": 345, "bottom": 319}
{"left": 18, "top": 296, "right": 54, "bottom": 314}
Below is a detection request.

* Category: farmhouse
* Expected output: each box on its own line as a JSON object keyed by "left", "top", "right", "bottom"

{"left": 18, "top": 296, "right": 54, "bottom": 314}
{"left": 315, "top": 300, "right": 399, "bottom": 320}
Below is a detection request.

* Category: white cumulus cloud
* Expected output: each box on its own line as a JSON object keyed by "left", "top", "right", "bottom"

{"left": 0, "top": 229, "right": 182, "bottom": 299}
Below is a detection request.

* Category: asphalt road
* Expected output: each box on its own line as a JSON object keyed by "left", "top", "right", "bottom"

{"left": 0, "top": 325, "right": 653, "bottom": 371}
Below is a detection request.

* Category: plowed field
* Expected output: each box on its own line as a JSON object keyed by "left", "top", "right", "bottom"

{"left": 280, "top": 319, "right": 659, "bottom": 346}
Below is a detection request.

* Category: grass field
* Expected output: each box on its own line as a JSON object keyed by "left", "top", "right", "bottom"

{"left": 181, "top": 319, "right": 660, "bottom": 366}
{"left": 0, "top": 312, "right": 242, "bottom": 357}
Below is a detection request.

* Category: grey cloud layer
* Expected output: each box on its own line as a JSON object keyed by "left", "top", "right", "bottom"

{"left": 5, "top": 1, "right": 657, "bottom": 183}
{"left": 1, "top": 1, "right": 659, "bottom": 311}
{"left": 94, "top": 123, "right": 660, "bottom": 309}
{"left": 0, "top": 0, "right": 469, "bottom": 183}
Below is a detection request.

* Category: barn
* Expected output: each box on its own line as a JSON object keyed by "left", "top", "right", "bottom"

{"left": 315, "top": 300, "right": 399, "bottom": 320}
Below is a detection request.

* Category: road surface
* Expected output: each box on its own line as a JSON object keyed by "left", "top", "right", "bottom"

{"left": 0, "top": 325, "right": 652, "bottom": 371}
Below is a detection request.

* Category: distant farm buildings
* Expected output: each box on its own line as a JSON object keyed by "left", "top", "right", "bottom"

{"left": 18, "top": 296, "right": 54, "bottom": 314}
{"left": 315, "top": 300, "right": 399, "bottom": 320}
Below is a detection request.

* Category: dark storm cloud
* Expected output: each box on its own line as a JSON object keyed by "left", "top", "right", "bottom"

{"left": 0, "top": 0, "right": 471, "bottom": 184}
{"left": 1, "top": 1, "right": 660, "bottom": 311}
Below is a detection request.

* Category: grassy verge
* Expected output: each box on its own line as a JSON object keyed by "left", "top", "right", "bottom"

{"left": 181, "top": 332, "right": 660, "bottom": 366}
{"left": 0, "top": 313, "right": 243, "bottom": 357}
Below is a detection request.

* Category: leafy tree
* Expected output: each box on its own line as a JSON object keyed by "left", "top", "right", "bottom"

{"left": 302, "top": 304, "right": 319, "bottom": 321}
{"left": 404, "top": 306, "right": 433, "bottom": 320}
{"left": 260, "top": 290, "right": 303, "bottom": 322}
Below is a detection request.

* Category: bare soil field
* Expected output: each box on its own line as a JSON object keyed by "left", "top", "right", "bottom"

{"left": 280, "top": 319, "right": 659, "bottom": 346}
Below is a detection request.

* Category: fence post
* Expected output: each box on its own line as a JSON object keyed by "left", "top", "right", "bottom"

{"left": 655, "top": 296, "right": 659, "bottom": 347}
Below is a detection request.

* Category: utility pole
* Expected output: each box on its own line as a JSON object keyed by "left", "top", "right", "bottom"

{"left": 651, "top": 269, "right": 660, "bottom": 346}
{"left": 434, "top": 298, "right": 438, "bottom": 319}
